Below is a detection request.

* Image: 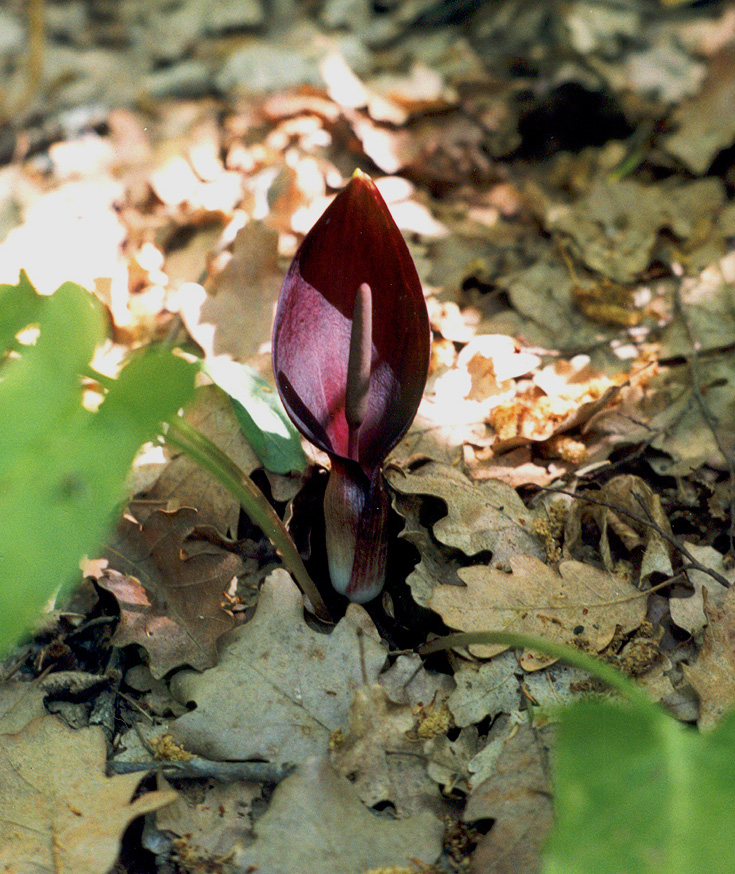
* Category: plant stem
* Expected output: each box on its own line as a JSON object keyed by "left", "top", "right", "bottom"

{"left": 84, "top": 364, "right": 330, "bottom": 620}
{"left": 419, "top": 630, "right": 661, "bottom": 718}
{"left": 163, "top": 417, "right": 330, "bottom": 621}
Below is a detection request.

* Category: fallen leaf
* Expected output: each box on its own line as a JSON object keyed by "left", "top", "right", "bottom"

{"left": 169, "top": 570, "right": 386, "bottom": 764}
{"left": 489, "top": 355, "right": 622, "bottom": 453}
{"left": 391, "top": 488, "right": 466, "bottom": 608}
{"left": 564, "top": 475, "right": 674, "bottom": 581}
{"left": 683, "top": 585, "right": 735, "bottom": 731}
{"left": 99, "top": 507, "right": 240, "bottom": 678}
{"left": 669, "top": 543, "right": 732, "bottom": 636}
{"left": 430, "top": 554, "right": 647, "bottom": 664}
{"left": 492, "top": 260, "right": 619, "bottom": 359}
{"left": 463, "top": 443, "right": 570, "bottom": 489}
{"left": 0, "top": 715, "right": 175, "bottom": 874}
{"left": 659, "top": 252, "right": 735, "bottom": 360}
{"left": 155, "top": 777, "right": 260, "bottom": 870}
{"left": 178, "top": 220, "right": 282, "bottom": 361}
{"left": 232, "top": 756, "right": 444, "bottom": 874}
{"left": 386, "top": 461, "right": 544, "bottom": 566}
{"left": 664, "top": 46, "right": 735, "bottom": 174}
{"left": 542, "top": 177, "right": 726, "bottom": 283}
{"left": 145, "top": 384, "right": 260, "bottom": 534}
{"left": 465, "top": 722, "right": 553, "bottom": 874}
{"left": 330, "top": 684, "right": 446, "bottom": 817}
{"left": 424, "top": 726, "right": 481, "bottom": 795}
{"left": 378, "top": 652, "right": 456, "bottom": 708}
{"left": 448, "top": 653, "right": 521, "bottom": 728}
{"left": 0, "top": 684, "right": 46, "bottom": 735}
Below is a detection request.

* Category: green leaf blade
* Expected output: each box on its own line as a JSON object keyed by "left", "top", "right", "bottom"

{"left": 203, "top": 358, "right": 306, "bottom": 474}
{"left": 0, "top": 281, "right": 196, "bottom": 653}
{"left": 544, "top": 699, "right": 735, "bottom": 874}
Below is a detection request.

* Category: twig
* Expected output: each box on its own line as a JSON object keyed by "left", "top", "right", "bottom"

{"left": 540, "top": 485, "right": 732, "bottom": 589}
{"left": 108, "top": 757, "right": 296, "bottom": 783}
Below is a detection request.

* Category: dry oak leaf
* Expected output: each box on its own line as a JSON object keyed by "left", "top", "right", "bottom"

{"left": 0, "top": 715, "right": 176, "bottom": 874}
{"left": 177, "top": 220, "right": 283, "bottom": 362}
{"left": 169, "top": 570, "right": 387, "bottom": 765}
{"left": 99, "top": 507, "right": 240, "bottom": 678}
{"left": 0, "top": 684, "right": 46, "bottom": 736}
{"left": 564, "top": 474, "right": 674, "bottom": 581}
{"left": 386, "top": 461, "right": 543, "bottom": 567}
{"left": 430, "top": 554, "right": 647, "bottom": 667}
{"left": 448, "top": 653, "right": 521, "bottom": 728}
{"left": 490, "top": 356, "right": 622, "bottom": 454}
{"left": 391, "top": 489, "right": 466, "bottom": 608}
{"left": 464, "top": 722, "right": 553, "bottom": 874}
{"left": 155, "top": 776, "right": 260, "bottom": 870}
{"left": 330, "top": 684, "right": 446, "bottom": 818}
{"left": 683, "top": 585, "right": 735, "bottom": 731}
{"left": 232, "top": 756, "right": 443, "bottom": 874}
{"left": 669, "top": 542, "right": 733, "bottom": 637}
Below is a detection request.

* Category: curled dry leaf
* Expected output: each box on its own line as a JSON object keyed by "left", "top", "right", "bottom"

{"left": 430, "top": 554, "right": 647, "bottom": 667}
{"left": 98, "top": 507, "right": 241, "bottom": 678}
{"left": 490, "top": 355, "right": 623, "bottom": 454}
{"left": 564, "top": 474, "right": 674, "bottom": 581}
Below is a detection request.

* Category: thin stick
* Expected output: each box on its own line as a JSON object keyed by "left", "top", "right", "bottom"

{"left": 109, "top": 757, "right": 296, "bottom": 783}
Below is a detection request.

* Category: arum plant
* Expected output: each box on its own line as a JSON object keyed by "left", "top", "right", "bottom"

{"left": 273, "top": 170, "right": 430, "bottom": 602}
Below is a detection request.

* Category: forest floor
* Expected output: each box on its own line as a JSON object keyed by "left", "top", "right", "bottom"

{"left": 2, "top": 1, "right": 735, "bottom": 872}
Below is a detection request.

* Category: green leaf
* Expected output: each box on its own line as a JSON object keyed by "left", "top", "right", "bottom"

{"left": 544, "top": 700, "right": 735, "bottom": 873}
{"left": 0, "top": 271, "right": 44, "bottom": 354}
{"left": 0, "top": 281, "right": 196, "bottom": 653}
{"left": 203, "top": 358, "right": 305, "bottom": 474}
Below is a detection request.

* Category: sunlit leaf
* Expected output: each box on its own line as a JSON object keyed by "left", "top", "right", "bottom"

{"left": 203, "top": 357, "right": 305, "bottom": 474}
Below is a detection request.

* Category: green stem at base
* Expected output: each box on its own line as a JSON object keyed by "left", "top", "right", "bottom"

{"left": 164, "top": 417, "right": 330, "bottom": 621}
